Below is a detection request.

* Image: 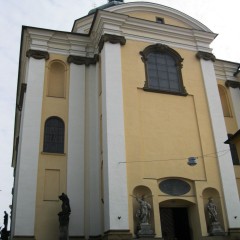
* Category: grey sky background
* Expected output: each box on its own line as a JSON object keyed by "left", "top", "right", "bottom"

{"left": 0, "top": 0, "right": 239, "bottom": 228}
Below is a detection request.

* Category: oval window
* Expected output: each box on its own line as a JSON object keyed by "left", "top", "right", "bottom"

{"left": 159, "top": 179, "right": 190, "bottom": 196}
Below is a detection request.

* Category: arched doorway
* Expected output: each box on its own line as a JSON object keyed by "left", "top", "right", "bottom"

{"left": 159, "top": 199, "right": 195, "bottom": 240}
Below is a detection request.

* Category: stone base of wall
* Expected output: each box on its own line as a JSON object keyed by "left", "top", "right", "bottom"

{"left": 137, "top": 238, "right": 163, "bottom": 240}
{"left": 229, "top": 228, "right": 240, "bottom": 240}
{"left": 89, "top": 235, "right": 102, "bottom": 240}
{"left": 12, "top": 236, "right": 35, "bottom": 240}
{"left": 201, "top": 237, "right": 231, "bottom": 240}
{"left": 103, "top": 230, "right": 132, "bottom": 240}
{"left": 69, "top": 236, "right": 85, "bottom": 240}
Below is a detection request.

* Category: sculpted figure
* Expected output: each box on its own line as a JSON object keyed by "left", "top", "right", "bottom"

{"left": 58, "top": 193, "right": 71, "bottom": 240}
{"left": 0, "top": 212, "right": 9, "bottom": 240}
{"left": 135, "top": 195, "right": 151, "bottom": 224}
{"left": 3, "top": 212, "right": 8, "bottom": 230}
{"left": 207, "top": 197, "right": 218, "bottom": 223}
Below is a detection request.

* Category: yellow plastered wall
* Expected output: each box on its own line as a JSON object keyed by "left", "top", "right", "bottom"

{"left": 121, "top": 40, "right": 226, "bottom": 237}
{"left": 217, "top": 81, "right": 238, "bottom": 134}
{"left": 35, "top": 54, "right": 69, "bottom": 240}
{"left": 127, "top": 11, "right": 192, "bottom": 29}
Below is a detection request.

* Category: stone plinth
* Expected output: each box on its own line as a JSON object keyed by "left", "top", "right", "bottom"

{"left": 137, "top": 223, "right": 155, "bottom": 238}
{"left": 209, "top": 222, "right": 225, "bottom": 236}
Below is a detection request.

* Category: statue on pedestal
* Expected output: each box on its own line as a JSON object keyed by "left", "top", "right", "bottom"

{"left": 58, "top": 193, "right": 71, "bottom": 240}
{"left": 0, "top": 211, "right": 9, "bottom": 240}
{"left": 134, "top": 195, "right": 154, "bottom": 237}
{"left": 206, "top": 197, "right": 225, "bottom": 236}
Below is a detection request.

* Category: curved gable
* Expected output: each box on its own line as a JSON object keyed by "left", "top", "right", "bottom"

{"left": 107, "top": 2, "right": 212, "bottom": 32}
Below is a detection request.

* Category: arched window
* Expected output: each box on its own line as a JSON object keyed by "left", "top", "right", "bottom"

{"left": 43, "top": 117, "right": 65, "bottom": 153}
{"left": 47, "top": 61, "right": 65, "bottom": 98}
{"left": 218, "top": 85, "right": 231, "bottom": 117}
{"left": 140, "top": 44, "right": 187, "bottom": 95}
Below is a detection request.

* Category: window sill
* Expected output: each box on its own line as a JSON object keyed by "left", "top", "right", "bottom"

{"left": 141, "top": 87, "right": 188, "bottom": 96}
{"left": 41, "top": 152, "right": 66, "bottom": 156}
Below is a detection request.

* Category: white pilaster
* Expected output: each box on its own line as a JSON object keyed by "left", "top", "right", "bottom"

{"left": 200, "top": 58, "right": 240, "bottom": 228}
{"left": 85, "top": 64, "right": 102, "bottom": 237}
{"left": 13, "top": 57, "right": 45, "bottom": 236}
{"left": 101, "top": 42, "right": 129, "bottom": 231}
{"left": 229, "top": 87, "right": 240, "bottom": 129}
{"left": 68, "top": 64, "right": 85, "bottom": 236}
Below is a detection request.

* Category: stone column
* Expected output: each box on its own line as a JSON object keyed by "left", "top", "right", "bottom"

{"left": 67, "top": 59, "right": 86, "bottom": 237}
{"left": 197, "top": 51, "right": 240, "bottom": 230}
{"left": 85, "top": 63, "right": 102, "bottom": 239}
{"left": 100, "top": 34, "right": 132, "bottom": 239}
{"left": 12, "top": 50, "right": 48, "bottom": 239}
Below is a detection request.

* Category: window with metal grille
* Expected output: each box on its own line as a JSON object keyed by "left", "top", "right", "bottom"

{"left": 140, "top": 44, "right": 187, "bottom": 96}
{"left": 43, "top": 117, "right": 64, "bottom": 153}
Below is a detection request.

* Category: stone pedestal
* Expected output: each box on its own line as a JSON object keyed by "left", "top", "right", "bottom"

{"left": 0, "top": 227, "right": 10, "bottom": 240}
{"left": 209, "top": 222, "right": 225, "bottom": 236}
{"left": 137, "top": 223, "right": 155, "bottom": 238}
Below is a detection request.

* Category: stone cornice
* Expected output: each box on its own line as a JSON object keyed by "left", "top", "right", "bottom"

{"left": 214, "top": 60, "right": 239, "bottom": 81}
{"left": 196, "top": 51, "right": 216, "bottom": 62}
{"left": 26, "top": 49, "right": 49, "bottom": 60}
{"left": 67, "top": 54, "right": 99, "bottom": 66}
{"left": 25, "top": 27, "right": 94, "bottom": 57}
{"left": 89, "top": 10, "right": 216, "bottom": 54}
{"left": 98, "top": 34, "right": 126, "bottom": 52}
{"left": 225, "top": 80, "right": 240, "bottom": 89}
{"left": 108, "top": 2, "right": 212, "bottom": 32}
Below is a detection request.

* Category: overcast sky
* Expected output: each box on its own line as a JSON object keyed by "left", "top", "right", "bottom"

{"left": 0, "top": 0, "right": 239, "bottom": 229}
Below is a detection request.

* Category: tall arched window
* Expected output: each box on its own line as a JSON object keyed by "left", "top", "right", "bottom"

{"left": 43, "top": 117, "right": 65, "bottom": 153}
{"left": 47, "top": 61, "right": 65, "bottom": 98}
{"left": 140, "top": 44, "right": 187, "bottom": 95}
{"left": 218, "top": 85, "right": 231, "bottom": 117}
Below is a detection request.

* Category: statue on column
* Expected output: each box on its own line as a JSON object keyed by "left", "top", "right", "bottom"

{"left": 58, "top": 193, "right": 71, "bottom": 240}
{"left": 134, "top": 195, "right": 154, "bottom": 237}
{"left": 0, "top": 211, "right": 9, "bottom": 240}
{"left": 206, "top": 197, "right": 224, "bottom": 236}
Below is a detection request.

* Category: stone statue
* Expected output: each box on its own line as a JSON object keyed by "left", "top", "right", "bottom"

{"left": 0, "top": 211, "right": 9, "bottom": 240}
{"left": 3, "top": 212, "right": 8, "bottom": 230}
{"left": 206, "top": 197, "right": 224, "bottom": 236}
{"left": 207, "top": 197, "right": 218, "bottom": 223}
{"left": 136, "top": 195, "right": 151, "bottom": 224}
{"left": 134, "top": 195, "right": 154, "bottom": 237}
{"left": 58, "top": 193, "right": 71, "bottom": 240}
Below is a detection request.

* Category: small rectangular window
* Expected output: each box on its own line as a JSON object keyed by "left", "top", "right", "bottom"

{"left": 156, "top": 17, "right": 165, "bottom": 24}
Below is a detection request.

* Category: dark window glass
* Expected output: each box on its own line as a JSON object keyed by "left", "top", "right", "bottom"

{"left": 147, "top": 53, "right": 180, "bottom": 92}
{"left": 43, "top": 117, "right": 64, "bottom": 153}
{"left": 156, "top": 17, "right": 165, "bottom": 24}
{"left": 140, "top": 44, "right": 186, "bottom": 95}
{"left": 228, "top": 134, "right": 239, "bottom": 165}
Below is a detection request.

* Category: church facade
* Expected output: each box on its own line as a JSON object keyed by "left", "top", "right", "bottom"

{"left": 11, "top": 1, "right": 240, "bottom": 239}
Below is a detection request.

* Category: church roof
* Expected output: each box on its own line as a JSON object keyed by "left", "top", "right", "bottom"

{"left": 88, "top": 0, "right": 124, "bottom": 15}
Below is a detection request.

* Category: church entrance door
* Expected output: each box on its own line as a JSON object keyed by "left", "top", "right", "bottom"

{"left": 160, "top": 207, "right": 191, "bottom": 240}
